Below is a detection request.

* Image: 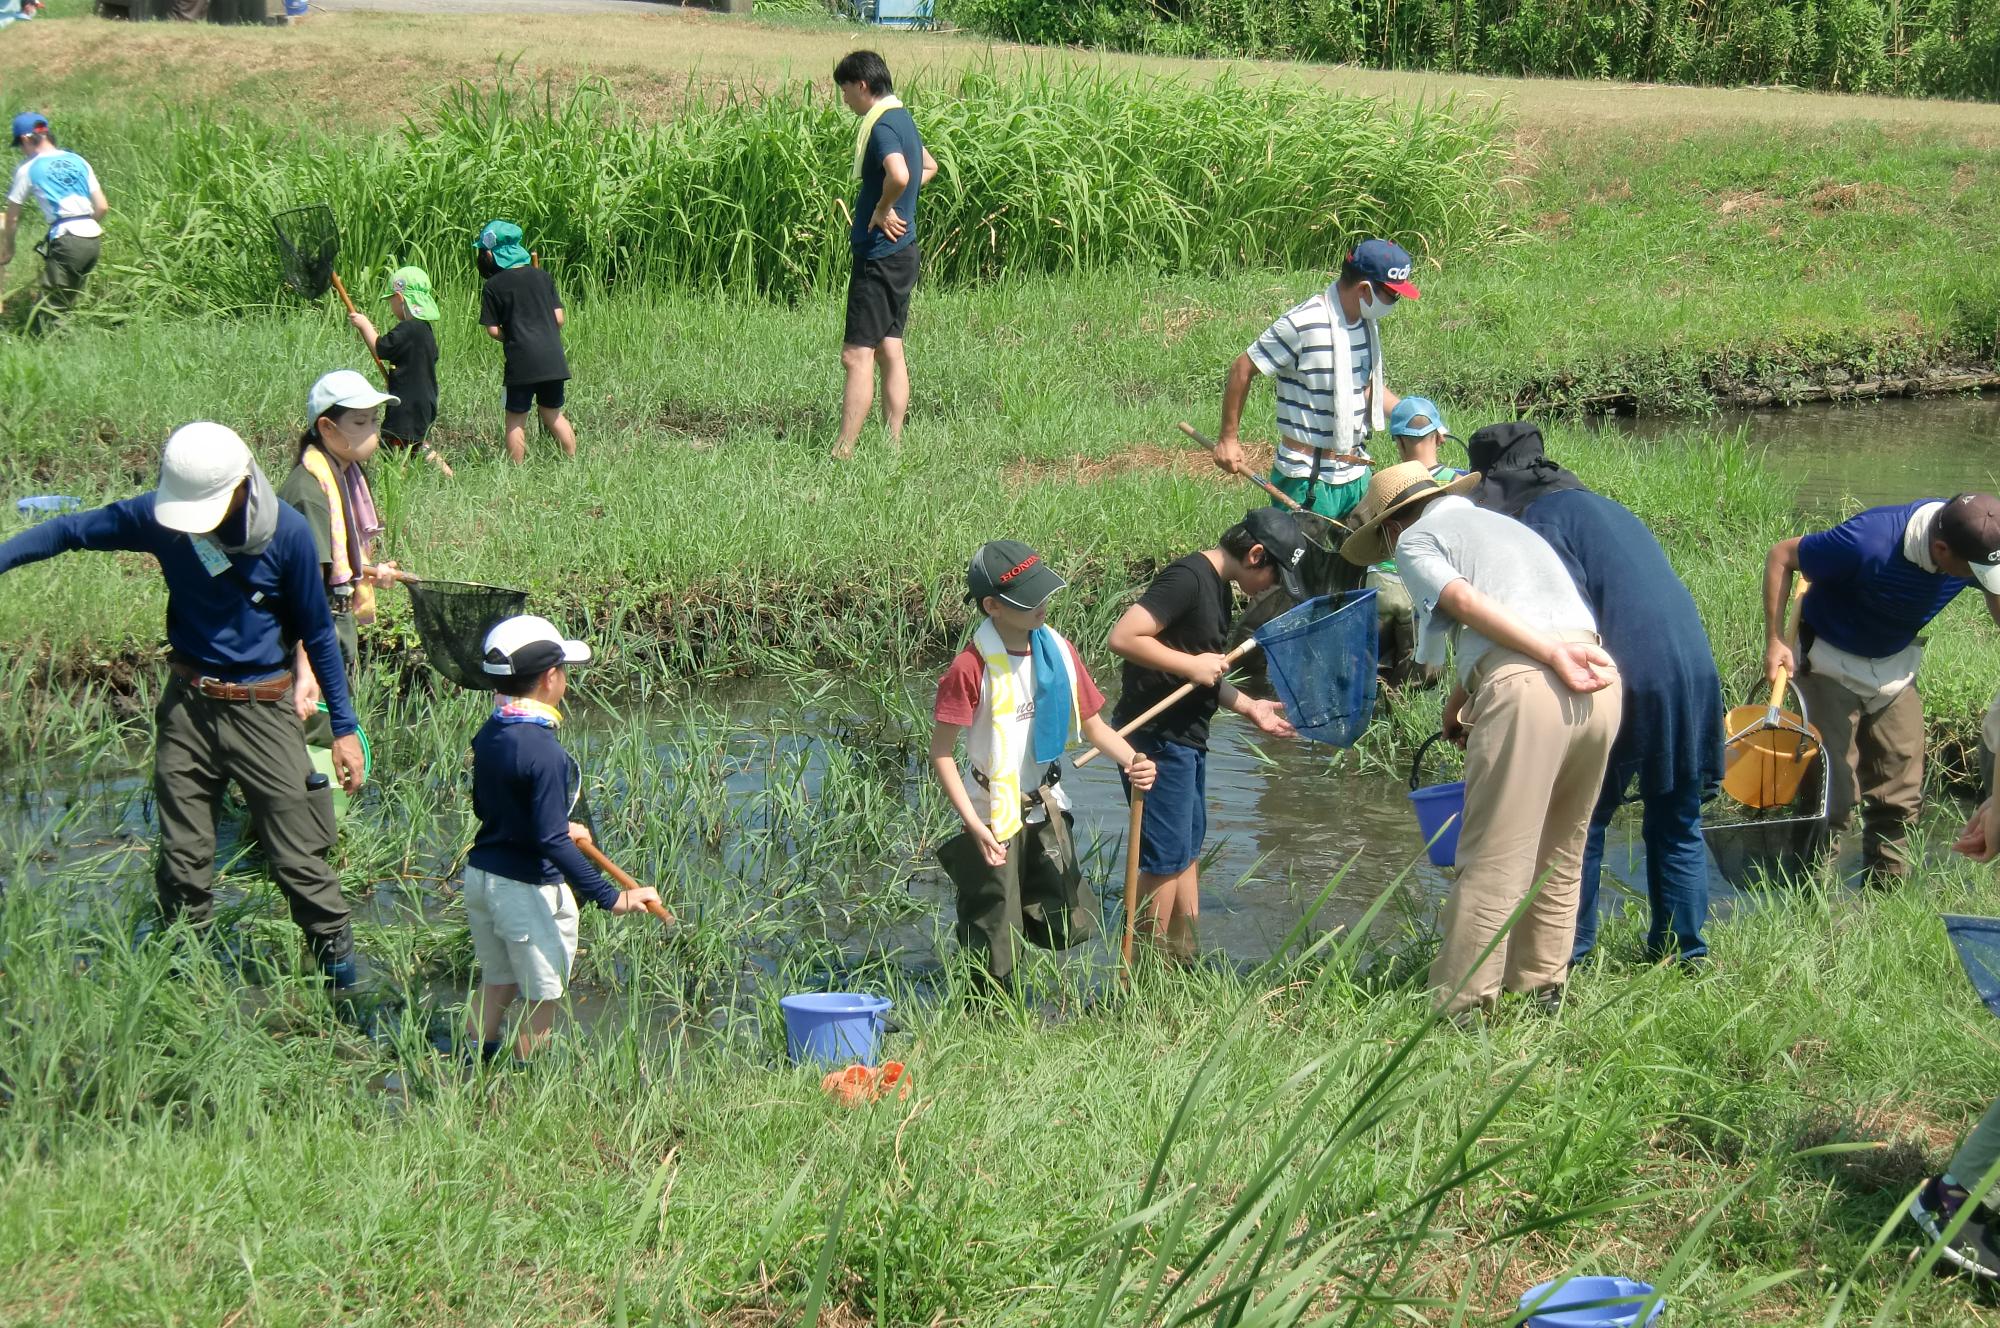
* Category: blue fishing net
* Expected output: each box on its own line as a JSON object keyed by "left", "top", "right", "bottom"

{"left": 1255, "top": 590, "right": 1378, "bottom": 748}
{"left": 1945, "top": 915, "right": 2000, "bottom": 1020}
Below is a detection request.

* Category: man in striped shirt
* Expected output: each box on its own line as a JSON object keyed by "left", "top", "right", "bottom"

{"left": 1211, "top": 239, "right": 1419, "bottom": 523}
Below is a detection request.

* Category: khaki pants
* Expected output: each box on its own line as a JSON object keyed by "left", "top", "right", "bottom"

{"left": 1792, "top": 672, "right": 1923, "bottom": 877}
{"left": 153, "top": 677, "right": 351, "bottom": 964}
{"left": 1431, "top": 655, "right": 1622, "bottom": 1015}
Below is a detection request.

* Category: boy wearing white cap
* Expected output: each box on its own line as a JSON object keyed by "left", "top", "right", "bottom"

{"left": 0, "top": 423, "right": 367, "bottom": 985}
{"left": 464, "top": 616, "right": 663, "bottom": 1063}
{"left": 280, "top": 370, "right": 407, "bottom": 742}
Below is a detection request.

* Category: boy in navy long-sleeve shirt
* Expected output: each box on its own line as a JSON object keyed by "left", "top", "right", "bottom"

{"left": 0, "top": 422, "right": 368, "bottom": 982}
{"left": 463, "top": 614, "right": 661, "bottom": 1062}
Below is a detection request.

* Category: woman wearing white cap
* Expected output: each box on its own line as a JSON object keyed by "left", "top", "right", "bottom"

{"left": 279, "top": 370, "right": 407, "bottom": 743}
{"left": 0, "top": 422, "right": 368, "bottom": 986}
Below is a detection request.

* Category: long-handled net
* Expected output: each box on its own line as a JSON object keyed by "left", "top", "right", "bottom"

{"left": 271, "top": 204, "right": 340, "bottom": 300}
{"left": 405, "top": 579, "right": 530, "bottom": 690}
{"left": 1703, "top": 681, "right": 1830, "bottom": 888}
{"left": 1256, "top": 589, "right": 1378, "bottom": 747}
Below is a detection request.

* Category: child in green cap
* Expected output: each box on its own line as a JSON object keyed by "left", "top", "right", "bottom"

{"left": 351, "top": 266, "right": 451, "bottom": 477}
{"left": 475, "top": 220, "right": 575, "bottom": 464}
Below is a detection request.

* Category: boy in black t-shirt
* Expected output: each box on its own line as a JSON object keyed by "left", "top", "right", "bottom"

{"left": 1106, "top": 509, "right": 1302, "bottom": 962}
{"left": 351, "top": 266, "right": 451, "bottom": 477}
{"left": 474, "top": 220, "right": 576, "bottom": 464}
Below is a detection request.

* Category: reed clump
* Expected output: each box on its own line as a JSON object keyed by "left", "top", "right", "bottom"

{"left": 91, "top": 66, "right": 1509, "bottom": 315}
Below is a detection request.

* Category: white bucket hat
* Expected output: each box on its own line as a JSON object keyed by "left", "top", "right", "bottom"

{"left": 307, "top": 369, "right": 398, "bottom": 422}
{"left": 154, "top": 421, "right": 253, "bottom": 534}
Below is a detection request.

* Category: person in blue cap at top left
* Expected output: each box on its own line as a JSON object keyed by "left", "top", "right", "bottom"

{"left": 1, "top": 110, "right": 109, "bottom": 327}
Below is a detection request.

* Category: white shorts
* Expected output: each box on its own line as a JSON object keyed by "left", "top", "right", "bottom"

{"left": 463, "top": 865, "right": 579, "bottom": 1001}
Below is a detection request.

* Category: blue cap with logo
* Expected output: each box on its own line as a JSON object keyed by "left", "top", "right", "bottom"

{"left": 1347, "top": 238, "right": 1420, "bottom": 300}
{"left": 11, "top": 111, "right": 49, "bottom": 146}
{"left": 1389, "top": 396, "right": 1449, "bottom": 439}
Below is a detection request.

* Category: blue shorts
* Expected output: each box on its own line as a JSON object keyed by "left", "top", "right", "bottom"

{"left": 1121, "top": 738, "right": 1206, "bottom": 876}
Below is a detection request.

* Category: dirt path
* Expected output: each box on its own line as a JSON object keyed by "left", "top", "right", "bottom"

{"left": 311, "top": 0, "right": 679, "bottom": 14}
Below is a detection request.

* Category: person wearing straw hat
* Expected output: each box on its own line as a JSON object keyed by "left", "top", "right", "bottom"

{"left": 1365, "top": 395, "right": 1462, "bottom": 687}
{"left": 0, "top": 111, "right": 108, "bottom": 327}
{"left": 1763, "top": 494, "right": 2000, "bottom": 886}
{"left": 0, "top": 423, "right": 367, "bottom": 987}
{"left": 465, "top": 615, "right": 663, "bottom": 1064}
{"left": 1467, "top": 422, "right": 1722, "bottom": 966}
{"left": 1343, "top": 462, "right": 1621, "bottom": 1019}
{"left": 1210, "top": 238, "right": 1418, "bottom": 524}
{"left": 831, "top": 50, "right": 937, "bottom": 462}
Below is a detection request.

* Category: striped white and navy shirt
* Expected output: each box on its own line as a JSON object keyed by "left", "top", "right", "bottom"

{"left": 1245, "top": 293, "right": 1374, "bottom": 484}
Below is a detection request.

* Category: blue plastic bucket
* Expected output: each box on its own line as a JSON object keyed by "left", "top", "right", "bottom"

{"left": 1518, "top": 1276, "right": 1664, "bottom": 1328}
{"left": 1409, "top": 781, "right": 1465, "bottom": 867}
{"left": 16, "top": 495, "right": 81, "bottom": 519}
{"left": 780, "top": 992, "right": 890, "bottom": 1066}
{"left": 283, "top": 0, "right": 307, "bottom": 15}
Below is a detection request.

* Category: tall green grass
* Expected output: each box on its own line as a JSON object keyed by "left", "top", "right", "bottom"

{"left": 77, "top": 66, "right": 1507, "bottom": 316}
{"left": 942, "top": 0, "right": 2000, "bottom": 100}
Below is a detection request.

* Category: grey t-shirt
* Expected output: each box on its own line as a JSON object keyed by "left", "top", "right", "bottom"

{"left": 1392, "top": 496, "right": 1597, "bottom": 685}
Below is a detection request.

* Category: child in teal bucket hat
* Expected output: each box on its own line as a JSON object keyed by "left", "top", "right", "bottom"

{"left": 475, "top": 220, "right": 576, "bottom": 463}
{"left": 352, "top": 264, "right": 452, "bottom": 477}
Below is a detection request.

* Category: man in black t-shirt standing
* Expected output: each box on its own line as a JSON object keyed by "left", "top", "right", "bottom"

{"left": 831, "top": 50, "right": 938, "bottom": 462}
{"left": 476, "top": 220, "right": 575, "bottom": 464}
{"left": 1107, "top": 510, "right": 1302, "bottom": 962}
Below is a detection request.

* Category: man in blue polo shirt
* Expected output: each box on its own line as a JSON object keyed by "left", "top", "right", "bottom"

{"left": 0, "top": 423, "right": 368, "bottom": 985}
{"left": 1763, "top": 494, "right": 2000, "bottom": 883}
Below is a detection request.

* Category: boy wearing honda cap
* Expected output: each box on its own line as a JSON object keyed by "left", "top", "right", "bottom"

{"left": 465, "top": 616, "right": 663, "bottom": 1062}
{"left": 0, "top": 423, "right": 367, "bottom": 985}
{"left": 1, "top": 111, "right": 108, "bottom": 326}
{"left": 1212, "top": 238, "right": 1418, "bottom": 525}
{"left": 1107, "top": 510, "right": 1301, "bottom": 962}
{"left": 931, "top": 541, "right": 1155, "bottom": 990}
{"left": 1763, "top": 492, "right": 2000, "bottom": 884}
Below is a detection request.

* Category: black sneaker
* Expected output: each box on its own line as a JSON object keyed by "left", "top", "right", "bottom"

{"left": 1911, "top": 1176, "right": 2000, "bottom": 1280}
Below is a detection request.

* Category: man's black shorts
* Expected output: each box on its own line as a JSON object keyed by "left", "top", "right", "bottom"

{"left": 843, "top": 244, "right": 920, "bottom": 349}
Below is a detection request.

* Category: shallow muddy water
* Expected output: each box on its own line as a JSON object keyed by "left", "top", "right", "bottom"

{"left": 1607, "top": 394, "right": 2000, "bottom": 512}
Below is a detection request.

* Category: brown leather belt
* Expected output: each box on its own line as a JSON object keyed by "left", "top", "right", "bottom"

{"left": 169, "top": 660, "right": 294, "bottom": 703}
{"left": 1283, "top": 436, "right": 1374, "bottom": 477}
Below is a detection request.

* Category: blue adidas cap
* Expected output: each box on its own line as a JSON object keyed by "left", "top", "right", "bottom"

{"left": 1348, "top": 238, "right": 1420, "bottom": 299}
{"left": 11, "top": 111, "right": 49, "bottom": 146}
{"left": 1389, "top": 396, "right": 1449, "bottom": 438}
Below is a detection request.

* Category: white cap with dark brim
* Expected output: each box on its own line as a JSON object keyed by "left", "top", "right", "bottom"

{"left": 481, "top": 614, "right": 592, "bottom": 677}
{"left": 154, "top": 421, "right": 254, "bottom": 534}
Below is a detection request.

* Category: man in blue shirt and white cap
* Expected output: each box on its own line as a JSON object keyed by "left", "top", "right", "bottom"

{"left": 1, "top": 111, "right": 108, "bottom": 325}
{"left": 0, "top": 423, "right": 369, "bottom": 986}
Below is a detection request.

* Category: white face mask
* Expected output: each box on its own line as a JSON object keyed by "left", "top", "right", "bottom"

{"left": 1355, "top": 283, "right": 1397, "bottom": 322}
